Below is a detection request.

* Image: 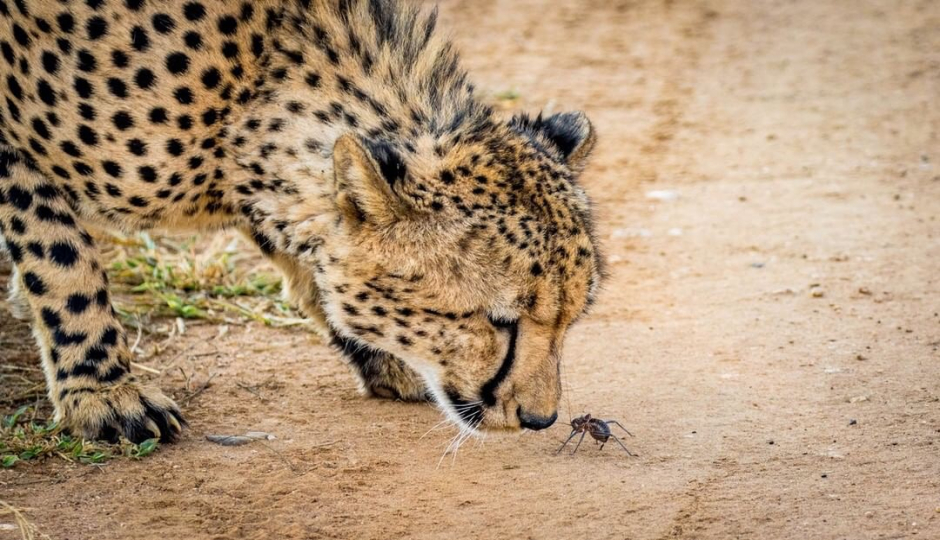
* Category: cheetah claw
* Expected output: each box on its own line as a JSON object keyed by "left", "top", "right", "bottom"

{"left": 61, "top": 382, "right": 186, "bottom": 444}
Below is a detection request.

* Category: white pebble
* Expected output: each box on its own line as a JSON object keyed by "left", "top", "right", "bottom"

{"left": 645, "top": 190, "right": 680, "bottom": 201}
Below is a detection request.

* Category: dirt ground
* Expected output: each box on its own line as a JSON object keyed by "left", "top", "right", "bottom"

{"left": 3, "top": 0, "right": 939, "bottom": 538}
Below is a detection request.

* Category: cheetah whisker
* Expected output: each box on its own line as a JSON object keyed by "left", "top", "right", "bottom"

{"left": 436, "top": 417, "right": 480, "bottom": 468}
{"left": 419, "top": 417, "right": 456, "bottom": 440}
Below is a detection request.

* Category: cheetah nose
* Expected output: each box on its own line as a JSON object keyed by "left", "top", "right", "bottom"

{"left": 517, "top": 407, "right": 558, "bottom": 431}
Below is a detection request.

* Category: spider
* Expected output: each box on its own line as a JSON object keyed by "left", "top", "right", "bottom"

{"left": 556, "top": 414, "right": 635, "bottom": 456}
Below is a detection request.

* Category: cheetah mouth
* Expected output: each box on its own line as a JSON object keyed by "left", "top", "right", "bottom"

{"left": 440, "top": 319, "right": 519, "bottom": 429}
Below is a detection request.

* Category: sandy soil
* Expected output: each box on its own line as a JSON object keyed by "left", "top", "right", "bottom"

{"left": 3, "top": 0, "right": 939, "bottom": 538}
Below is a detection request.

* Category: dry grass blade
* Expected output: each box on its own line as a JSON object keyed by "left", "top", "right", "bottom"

{"left": 180, "top": 373, "right": 218, "bottom": 406}
{"left": 0, "top": 500, "right": 51, "bottom": 540}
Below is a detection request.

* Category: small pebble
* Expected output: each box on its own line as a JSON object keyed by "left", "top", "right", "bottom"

{"left": 245, "top": 431, "right": 277, "bottom": 441}
{"left": 646, "top": 190, "right": 679, "bottom": 201}
{"left": 849, "top": 419, "right": 857, "bottom": 426}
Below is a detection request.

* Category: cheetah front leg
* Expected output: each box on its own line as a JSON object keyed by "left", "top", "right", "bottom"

{"left": 264, "top": 249, "right": 429, "bottom": 402}
{"left": 330, "top": 330, "right": 431, "bottom": 402}
{"left": 0, "top": 153, "right": 183, "bottom": 442}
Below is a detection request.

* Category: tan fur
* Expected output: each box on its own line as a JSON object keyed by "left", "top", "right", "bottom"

{"left": 0, "top": 0, "right": 601, "bottom": 441}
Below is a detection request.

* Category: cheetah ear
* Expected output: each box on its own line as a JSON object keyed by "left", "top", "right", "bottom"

{"left": 332, "top": 134, "right": 410, "bottom": 227}
{"left": 511, "top": 111, "right": 597, "bottom": 172}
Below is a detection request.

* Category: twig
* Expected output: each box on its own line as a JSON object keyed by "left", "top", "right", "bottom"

{"left": 310, "top": 440, "right": 338, "bottom": 449}
{"left": 235, "top": 382, "right": 266, "bottom": 402}
{"left": 130, "top": 362, "right": 161, "bottom": 376}
{"left": 0, "top": 366, "right": 42, "bottom": 373}
{"left": 180, "top": 373, "right": 217, "bottom": 405}
{"left": 130, "top": 316, "right": 143, "bottom": 355}
{"left": 259, "top": 441, "right": 297, "bottom": 473}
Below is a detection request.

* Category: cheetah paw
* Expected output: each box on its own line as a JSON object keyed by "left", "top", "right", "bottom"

{"left": 60, "top": 382, "right": 186, "bottom": 444}
{"left": 361, "top": 357, "right": 432, "bottom": 403}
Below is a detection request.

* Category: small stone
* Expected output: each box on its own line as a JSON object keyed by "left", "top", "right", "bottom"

{"left": 768, "top": 440, "right": 775, "bottom": 445}
{"left": 821, "top": 474, "right": 828, "bottom": 478}
{"left": 646, "top": 189, "right": 679, "bottom": 201}
{"left": 848, "top": 419, "right": 857, "bottom": 426}
{"left": 865, "top": 511, "right": 874, "bottom": 518}
{"left": 858, "top": 287, "right": 872, "bottom": 295}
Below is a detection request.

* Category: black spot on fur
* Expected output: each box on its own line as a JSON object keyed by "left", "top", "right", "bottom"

{"left": 49, "top": 241, "right": 79, "bottom": 267}
{"left": 7, "top": 185, "right": 32, "bottom": 210}
{"left": 66, "top": 293, "right": 92, "bottom": 314}
{"left": 24, "top": 271, "right": 46, "bottom": 295}
{"left": 152, "top": 13, "right": 176, "bottom": 34}
{"left": 40, "top": 307, "right": 62, "bottom": 328}
{"left": 86, "top": 16, "right": 108, "bottom": 40}
{"left": 184, "top": 2, "right": 206, "bottom": 21}
{"left": 166, "top": 52, "right": 190, "bottom": 75}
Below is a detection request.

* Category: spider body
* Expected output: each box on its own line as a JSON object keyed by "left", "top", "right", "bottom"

{"left": 557, "top": 414, "right": 635, "bottom": 456}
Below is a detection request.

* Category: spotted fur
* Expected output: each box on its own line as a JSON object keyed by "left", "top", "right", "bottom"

{"left": 0, "top": 0, "right": 600, "bottom": 442}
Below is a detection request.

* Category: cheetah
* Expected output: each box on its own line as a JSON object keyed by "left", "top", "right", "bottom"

{"left": 0, "top": 0, "right": 601, "bottom": 444}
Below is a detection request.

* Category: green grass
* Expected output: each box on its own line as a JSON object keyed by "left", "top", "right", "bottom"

{"left": 494, "top": 88, "right": 521, "bottom": 101}
{"left": 105, "top": 232, "right": 306, "bottom": 328}
{"left": 0, "top": 406, "right": 159, "bottom": 468}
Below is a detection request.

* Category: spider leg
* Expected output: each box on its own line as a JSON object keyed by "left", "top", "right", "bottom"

{"left": 572, "top": 431, "right": 588, "bottom": 454}
{"left": 605, "top": 420, "right": 634, "bottom": 437}
{"left": 609, "top": 433, "right": 636, "bottom": 456}
{"left": 599, "top": 441, "right": 606, "bottom": 450}
{"left": 555, "top": 429, "right": 579, "bottom": 455}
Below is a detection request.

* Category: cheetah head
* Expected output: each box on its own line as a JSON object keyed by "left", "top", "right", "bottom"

{"left": 304, "top": 111, "right": 600, "bottom": 434}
